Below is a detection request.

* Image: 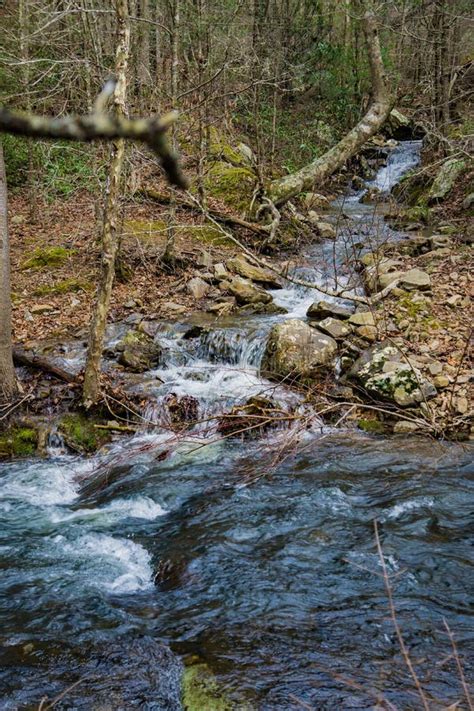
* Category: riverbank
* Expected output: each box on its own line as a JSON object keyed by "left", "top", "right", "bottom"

{"left": 2, "top": 133, "right": 473, "bottom": 457}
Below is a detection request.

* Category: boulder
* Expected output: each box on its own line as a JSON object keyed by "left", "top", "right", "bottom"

{"left": 306, "top": 300, "right": 353, "bottom": 320}
{"left": 226, "top": 255, "right": 281, "bottom": 288}
{"left": 228, "top": 276, "right": 273, "bottom": 305}
{"left": 349, "top": 344, "right": 437, "bottom": 407}
{"left": 428, "top": 158, "right": 465, "bottom": 204}
{"left": 384, "top": 109, "right": 411, "bottom": 139}
{"left": 187, "top": 276, "right": 210, "bottom": 299}
{"left": 315, "top": 317, "right": 352, "bottom": 340}
{"left": 117, "top": 330, "right": 163, "bottom": 372}
{"left": 349, "top": 311, "right": 375, "bottom": 327}
{"left": 315, "top": 221, "right": 337, "bottom": 239}
{"left": 261, "top": 318, "right": 337, "bottom": 382}
{"left": 400, "top": 268, "right": 431, "bottom": 291}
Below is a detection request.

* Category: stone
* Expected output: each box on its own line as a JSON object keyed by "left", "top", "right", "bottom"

{"left": 428, "top": 361, "right": 443, "bottom": 375}
{"left": 315, "top": 317, "right": 352, "bottom": 340}
{"left": 393, "top": 421, "right": 420, "bottom": 434}
{"left": 462, "top": 193, "right": 474, "bottom": 211}
{"left": 226, "top": 255, "right": 281, "bottom": 288}
{"left": 385, "top": 108, "right": 411, "bottom": 138}
{"left": 218, "top": 279, "right": 231, "bottom": 292}
{"left": 261, "top": 318, "right": 337, "bottom": 382}
{"left": 197, "top": 250, "right": 213, "bottom": 269}
{"left": 315, "top": 221, "right": 336, "bottom": 239}
{"left": 428, "top": 158, "right": 465, "bottom": 203}
{"left": 187, "top": 276, "right": 210, "bottom": 299}
{"left": 456, "top": 396, "right": 469, "bottom": 415}
{"left": 213, "top": 262, "right": 228, "bottom": 280}
{"left": 433, "top": 374, "right": 449, "bottom": 388}
{"left": 236, "top": 141, "right": 255, "bottom": 165}
{"left": 349, "top": 343, "right": 437, "bottom": 407}
{"left": 30, "top": 304, "right": 56, "bottom": 314}
{"left": 117, "top": 329, "right": 163, "bottom": 373}
{"left": 228, "top": 276, "right": 272, "bottom": 305}
{"left": 400, "top": 269, "right": 431, "bottom": 291}
{"left": 306, "top": 300, "right": 353, "bottom": 320}
{"left": 306, "top": 210, "right": 321, "bottom": 225}
{"left": 162, "top": 301, "right": 186, "bottom": 315}
{"left": 357, "top": 325, "right": 378, "bottom": 341}
{"left": 303, "top": 192, "right": 330, "bottom": 210}
{"left": 429, "top": 234, "right": 452, "bottom": 250}
{"left": 349, "top": 311, "right": 375, "bottom": 327}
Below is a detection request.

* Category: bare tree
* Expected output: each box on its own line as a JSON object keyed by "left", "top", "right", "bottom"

{"left": 0, "top": 140, "right": 18, "bottom": 405}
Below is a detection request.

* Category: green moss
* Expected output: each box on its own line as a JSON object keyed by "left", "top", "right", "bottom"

{"left": 0, "top": 427, "right": 38, "bottom": 458}
{"left": 21, "top": 246, "right": 71, "bottom": 270}
{"left": 59, "top": 414, "right": 108, "bottom": 454}
{"left": 183, "top": 664, "right": 238, "bottom": 711}
{"left": 208, "top": 127, "right": 247, "bottom": 167}
{"left": 204, "top": 161, "right": 256, "bottom": 215}
{"left": 358, "top": 418, "right": 386, "bottom": 434}
{"left": 184, "top": 224, "right": 232, "bottom": 246}
{"left": 124, "top": 219, "right": 167, "bottom": 240}
{"left": 33, "top": 278, "right": 91, "bottom": 296}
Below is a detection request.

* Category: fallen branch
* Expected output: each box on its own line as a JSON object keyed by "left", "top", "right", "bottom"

{"left": 141, "top": 186, "right": 270, "bottom": 236}
{"left": 13, "top": 347, "right": 78, "bottom": 383}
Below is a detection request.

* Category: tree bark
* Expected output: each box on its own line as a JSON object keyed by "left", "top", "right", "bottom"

{"left": 0, "top": 140, "right": 18, "bottom": 405}
{"left": 268, "top": 0, "right": 393, "bottom": 206}
{"left": 82, "top": 0, "right": 130, "bottom": 408}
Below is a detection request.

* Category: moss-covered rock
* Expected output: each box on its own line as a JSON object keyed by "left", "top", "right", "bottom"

{"left": 21, "top": 246, "right": 72, "bottom": 270}
{"left": 58, "top": 413, "right": 109, "bottom": 454}
{"left": 0, "top": 427, "right": 38, "bottom": 458}
{"left": 33, "top": 278, "right": 92, "bottom": 297}
{"left": 116, "top": 329, "right": 163, "bottom": 372}
{"left": 428, "top": 158, "right": 466, "bottom": 204}
{"left": 358, "top": 418, "right": 386, "bottom": 434}
{"left": 208, "top": 127, "right": 254, "bottom": 168}
{"left": 204, "top": 161, "right": 256, "bottom": 215}
{"left": 183, "top": 663, "right": 249, "bottom": 711}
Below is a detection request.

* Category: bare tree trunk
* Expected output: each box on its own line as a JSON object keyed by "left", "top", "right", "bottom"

{"left": 0, "top": 141, "right": 18, "bottom": 405}
{"left": 82, "top": 0, "right": 130, "bottom": 408}
{"left": 268, "top": 0, "right": 393, "bottom": 205}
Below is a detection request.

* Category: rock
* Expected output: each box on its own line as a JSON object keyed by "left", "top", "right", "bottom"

{"left": 428, "top": 361, "right": 443, "bottom": 375}
{"left": 213, "top": 262, "right": 228, "bottom": 280}
{"left": 236, "top": 141, "right": 255, "bottom": 165}
{"left": 226, "top": 255, "right": 281, "bottom": 288}
{"left": 306, "top": 300, "right": 353, "bottom": 320}
{"left": 187, "top": 276, "right": 210, "bottom": 299}
{"left": 261, "top": 318, "right": 337, "bottom": 382}
{"left": 428, "top": 158, "right": 465, "bottom": 204}
{"left": 165, "top": 393, "right": 199, "bottom": 430}
{"left": 238, "top": 301, "right": 287, "bottom": 315}
{"left": 429, "top": 234, "right": 452, "bottom": 250}
{"left": 349, "top": 311, "right": 375, "bottom": 327}
{"left": 306, "top": 210, "right": 321, "bottom": 225}
{"left": 217, "top": 396, "right": 284, "bottom": 439}
{"left": 206, "top": 299, "right": 235, "bottom": 315}
{"left": 462, "top": 192, "right": 474, "bottom": 211}
{"left": 357, "top": 325, "right": 378, "bottom": 341}
{"left": 433, "top": 374, "right": 449, "bottom": 388}
{"left": 228, "top": 276, "right": 272, "bottom": 305}
{"left": 315, "top": 317, "right": 352, "bottom": 340}
{"left": 197, "top": 250, "right": 213, "bottom": 269}
{"left": 117, "top": 330, "right": 163, "bottom": 372}
{"left": 400, "top": 268, "right": 431, "bottom": 291}
{"left": 315, "top": 221, "right": 336, "bottom": 239}
{"left": 349, "top": 344, "right": 437, "bottom": 407}
{"left": 456, "top": 396, "right": 469, "bottom": 415}
{"left": 384, "top": 109, "right": 411, "bottom": 139}
{"left": 393, "top": 420, "right": 420, "bottom": 434}
{"left": 352, "top": 176, "right": 366, "bottom": 191}
{"left": 218, "top": 279, "right": 231, "bottom": 292}
{"left": 303, "top": 192, "right": 330, "bottom": 210}
{"left": 162, "top": 301, "right": 186, "bottom": 315}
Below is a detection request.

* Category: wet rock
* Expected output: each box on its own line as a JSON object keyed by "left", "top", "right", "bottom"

{"left": 352, "top": 175, "right": 366, "bottom": 191}
{"left": 162, "top": 301, "right": 187, "bottom": 315}
{"left": 226, "top": 255, "right": 281, "bottom": 288}
{"left": 315, "top": 317, "right": 352, "bottom": 340}
{"left": 428, "top": 158, "right": 465, "bottom": 203}
{"left": 306, "top": 300, "right": 353, "bottom": 320}
{"left": 360, "top": 187, "right": 381, "bottom": 203}
{"left": 187, "top": 276, "right": 210, "bottom": 300}
{"left": 315, "top": 221, "right": 336, "bottom": 239}
{"left": 206, "top": 299, "right": 235, "bottom": 315}
{"left": 117, "top": 329, "right": 163, "bottom": 372}
{"left": 183, "top": 325, "right": 209, "bottom": 340}
{"left": 228, "top": 276, "right": 273, "bottom": 305}
{"left": 217, "top": 396, "right": 285, "bottom": 439}
{"left": 348, "top": 311, "right": 375, "bottom": 327}
{"left": 238, "top": 301, "right": 287, "bottom": 315}
{"left": 349, "top": 344, "right": 437, "bottom": 407}
{"left": 261, "top": 318, "right": 337, "bottom": 382}
{"left": 165, "top": 393, "right": 199, "bottom": 430}
{"left": 393, "top": 420, "right": 420, "bottom": 434}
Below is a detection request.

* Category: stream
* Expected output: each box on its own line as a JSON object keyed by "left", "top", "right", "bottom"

{"left": 1, "top": 142, "right": 473, "bottom": 710}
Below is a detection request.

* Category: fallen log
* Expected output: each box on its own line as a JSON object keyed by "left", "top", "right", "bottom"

{"left": 141, "top": 186, "right": 270, "bottom": 237}
{"left": 13, "top": 347, "right": 79, "bottom": 383}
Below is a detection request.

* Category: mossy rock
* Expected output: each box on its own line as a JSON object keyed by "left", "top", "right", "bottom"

{"left": 358, "top": 418, "right": 386, "bottom": 434}
{"left": 21, "top": 246, "right": 72, "bottom": 270}
{"left": 391, "top": 170, "right": 432, "bottom": 206}
{"left": 208, "top": 127, "right": 253, "bottom": 167}
{"left": 183, "top": 663, "right": 251, "bottom": 711}
{"left": 204, "top": 161, "right": 256, "bottom": 216}
{"left": 116, "top": 329, "right": 163, "bottom": 372}
{"left": 0, "top": 427, "right": 38, "bottom": 458}
{"left": 59, "top": 413, "right": 109, "bottom": 454}
{"left": 33, "top": 278, "right": 92, "bottom": 297}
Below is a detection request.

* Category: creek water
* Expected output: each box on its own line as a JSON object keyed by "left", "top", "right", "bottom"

{"left": 1, "top": 143, "right": 473, "bottom": 710}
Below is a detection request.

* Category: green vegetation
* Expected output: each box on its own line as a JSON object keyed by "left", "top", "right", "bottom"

{"left": 204, "top": 162, "right": 256, "bottom": 215}
{"left": 182, "top": 664, "right": 235, "bottom": 711}
{"left": 33, "top": 278, "right": 92, "bottom": 296}
{"left": 0, "top": 427, "right": 38, "bottom": 458}
{"left": 358, "top": 418, "right": 386, "bottom": 434}
{"left": 59, "top": 414, "right": 109, "bottom": 454}
{"left": 21, "top": 246, "right": 72, "bottom": 270}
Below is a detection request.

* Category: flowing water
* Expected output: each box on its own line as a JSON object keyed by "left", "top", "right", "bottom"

{"left": 1, "top": 143, "right": 473, "bottom": 710}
